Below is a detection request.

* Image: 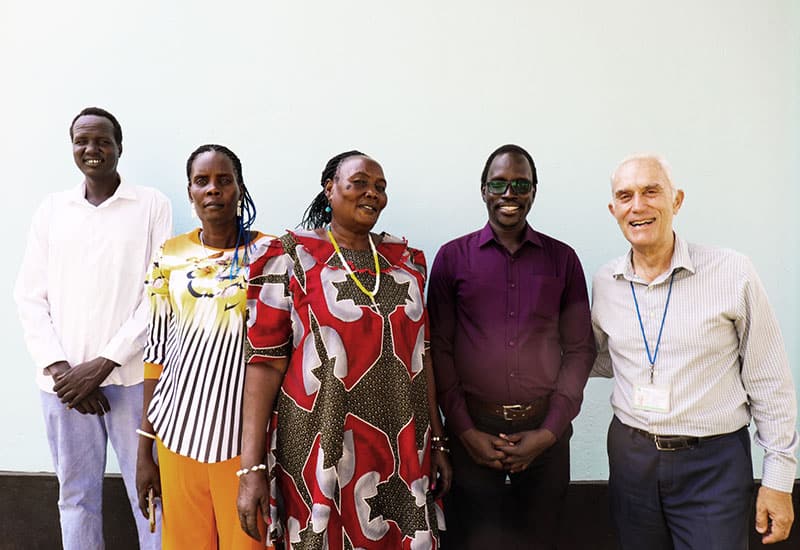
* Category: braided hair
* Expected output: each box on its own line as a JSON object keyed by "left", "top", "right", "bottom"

{"left": 186, "top": 144, "right": 257, "bottom": 277}
{"left": 300, "top": 150, "right": 366, "bottom": 229}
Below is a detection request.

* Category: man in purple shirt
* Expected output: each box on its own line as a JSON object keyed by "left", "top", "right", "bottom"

{"left": 429, "top": 144, "right": 595, "bottom": 549}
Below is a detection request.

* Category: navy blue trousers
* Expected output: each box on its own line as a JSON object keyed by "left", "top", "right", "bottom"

{"left": 608, "top": 416, "right": 754, "bottom": 550}
{"left": 442, "top": 417, "right": 571, "bottom": 550}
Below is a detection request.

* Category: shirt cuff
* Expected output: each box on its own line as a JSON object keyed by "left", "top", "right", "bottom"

{"left": 760, "top": 437, "right": 800, "bottom": 493}
{"left": 36, "top": 354, "right": 69, "bottom": 373}
{"left": 541, "top": 393, "right": 573, "bottom": 439}
{"left": 442, "top": 400, "right": 475, "bottom": 437}
{"left": 30, "top": 340, "right": 68, "bottom": 371}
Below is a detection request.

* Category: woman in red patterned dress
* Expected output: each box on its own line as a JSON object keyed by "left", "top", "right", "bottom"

{"left": 236, "top": 151, "right": 451, "bottom": 549}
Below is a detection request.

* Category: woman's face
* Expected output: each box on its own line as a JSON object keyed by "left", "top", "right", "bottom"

{"left": 325, "top": 155, "right": 388, "bottom": 233}
{"left": 187, "top": 151, "right": 242, "bottom": 227}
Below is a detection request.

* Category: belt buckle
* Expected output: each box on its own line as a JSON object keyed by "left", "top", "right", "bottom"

{"left": 654, "top": 435, "right": 690, "bottom": 451}
{"left": 502, "top": 404, "right": 526, "bottom": 421}
{"left": 654, "top": 435, "right": 676, "bottom": 451}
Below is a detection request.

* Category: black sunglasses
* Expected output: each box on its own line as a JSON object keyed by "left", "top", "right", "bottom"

{"left": 485, "top": 179, "right": 535, "bottom": 195}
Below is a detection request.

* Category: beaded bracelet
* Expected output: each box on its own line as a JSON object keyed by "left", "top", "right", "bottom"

{"left": 431, "top": 435, "right": 449, "bottom": 443}
{"left": 236, "top": 464, "right": 267, "bottom": 478}
{"left": 431, "top": 445, "right": 450, "bottom": 453}
{"left": 136, "top": 429, "right": 156, "bottom": 441}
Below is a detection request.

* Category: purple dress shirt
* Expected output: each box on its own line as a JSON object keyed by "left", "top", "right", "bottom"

{"left": 428, "top": 223, "right": 596, "bottom": 438}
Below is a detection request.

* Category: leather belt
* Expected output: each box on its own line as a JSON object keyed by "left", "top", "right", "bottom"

{"left": 465, "top": 394, "right": 550, "bottom": 422}
{"left": 627, "top": 424, "right": 732, "bottom": 452}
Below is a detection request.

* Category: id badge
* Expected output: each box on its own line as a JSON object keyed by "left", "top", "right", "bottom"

{"left": 633, "top": 384, "right": 671, "bottom": 413}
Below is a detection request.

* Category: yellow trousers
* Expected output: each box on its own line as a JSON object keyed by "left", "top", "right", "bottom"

{"left": 156, "top": 439, "right": 267, "bottom": 550}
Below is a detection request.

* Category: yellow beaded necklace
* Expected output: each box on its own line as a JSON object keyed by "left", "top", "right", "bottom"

{"left": 326, "top": 226, "right": 381, "bottom": 312}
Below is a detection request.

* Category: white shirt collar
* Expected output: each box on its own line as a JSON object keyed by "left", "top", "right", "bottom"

{"left": 67, "top": 175, "right": 137, "bottom": 207}
{"left": 613, "top": 232, "right": 696, "bottom": 283}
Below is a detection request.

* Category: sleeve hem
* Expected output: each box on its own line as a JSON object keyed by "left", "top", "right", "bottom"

{"left": 248, "top": 357, "right": 290, "bottom": 374}
{"left": 144, "top": 362, "right": 164, "bottom": 379}
{"left": 445, "top": 409, "right": 475, "bottom": 437}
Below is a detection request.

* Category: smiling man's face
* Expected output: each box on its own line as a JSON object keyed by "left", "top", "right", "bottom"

{"left": 482, "top": 152, "right": 535, "bottom": 234}
{"left": 71, "top": 115, "right": 121, "bottom": 180}
{"left": 609, "top": 157, "right": 684, "bottom": 256}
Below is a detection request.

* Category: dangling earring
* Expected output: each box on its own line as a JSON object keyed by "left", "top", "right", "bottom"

{"left": 236, "top": 200, "right": 243, "bottom": 217}
{"left": 324, "top": 204, "right": 332, "bottom": 213}
{"left": 190, "top": 201, "right": 198, "bottom": 219}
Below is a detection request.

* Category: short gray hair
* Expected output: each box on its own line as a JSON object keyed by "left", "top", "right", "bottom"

{"left": 610, "top": 153, "right": 677, "bottom": 198}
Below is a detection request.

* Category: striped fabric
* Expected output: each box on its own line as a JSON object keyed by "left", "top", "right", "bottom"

{"left": 592, "top": 234, "right": 798, "bottom": 491}
{"left": 144, "top": 229, "right": 274, "bottom": 463}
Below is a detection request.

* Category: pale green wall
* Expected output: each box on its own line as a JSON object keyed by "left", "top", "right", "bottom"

{"left": 1, "top": 1, "right": 797, "bottom": 479}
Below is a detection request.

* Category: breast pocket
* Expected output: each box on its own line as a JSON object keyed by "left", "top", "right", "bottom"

{"left": 524, "top": 275, "right": 564, "bottom": 325}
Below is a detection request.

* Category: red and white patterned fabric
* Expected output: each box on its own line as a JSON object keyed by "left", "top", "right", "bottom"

{"left": 247, "top": 229, "right": 442, "bottom": 549}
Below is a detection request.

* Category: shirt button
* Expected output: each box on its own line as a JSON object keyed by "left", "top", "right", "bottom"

{"left": 508, "top": 340, "right": 515, "bottom": 347}
{"left": 510, "top": 283, "right": 516, "bottom": 288}
{"left": 509, "top": 311, "right": 515, "bottom": 317}
{"left": 510, "top": 372, "right": 516, "bottom": 377}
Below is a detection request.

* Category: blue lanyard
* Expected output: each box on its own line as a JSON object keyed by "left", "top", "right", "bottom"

{"left": 630, "top": 272, "right": 675, "bottom": 383}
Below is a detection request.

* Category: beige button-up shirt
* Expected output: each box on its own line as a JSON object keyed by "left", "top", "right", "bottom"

{"left": 592, "top": 234, "right": 798, "bottom": 491}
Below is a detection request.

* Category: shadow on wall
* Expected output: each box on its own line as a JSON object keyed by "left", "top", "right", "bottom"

{"left": 0, "top": 473, "right": 797, "bottom": 549}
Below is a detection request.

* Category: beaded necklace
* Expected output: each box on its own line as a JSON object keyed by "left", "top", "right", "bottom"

{"left": 326, "top": 226, "right": 381, "bottom": 312}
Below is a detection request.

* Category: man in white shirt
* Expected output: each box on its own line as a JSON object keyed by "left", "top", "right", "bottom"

{"left": 14, "top": 107, "right": 171, "bottom": 550}
{"left": 592, "top": 154, "right": 797, "bottom": 548}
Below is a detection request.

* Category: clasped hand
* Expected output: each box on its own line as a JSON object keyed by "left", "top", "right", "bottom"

{"left": 49, "top": 357, "right": 117, "bottom": 415}
{"left": 460, "top": 428, "right": 557, "bottom": 474}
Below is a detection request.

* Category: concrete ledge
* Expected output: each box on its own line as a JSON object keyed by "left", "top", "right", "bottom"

{"left": 0, "top": 472, "right": 797, "bottom": 549}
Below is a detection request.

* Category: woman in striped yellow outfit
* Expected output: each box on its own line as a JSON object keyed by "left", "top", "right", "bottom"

{"left": 135, "top": 144, "right": 273, "bottom": 549}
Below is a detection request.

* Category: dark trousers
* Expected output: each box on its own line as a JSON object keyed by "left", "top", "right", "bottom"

{"left": 608, "top": 416, "right": 754, "bottom": 550}
{"left": 442, "top": 414, "right": 572, "bottom": 550}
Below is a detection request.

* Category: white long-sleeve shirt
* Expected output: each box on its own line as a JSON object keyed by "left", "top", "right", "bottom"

{"left": 14, "top": 178, "right": 172, "bottom": 392}
{"left": 591, "top": 234, "right": 798, "bottom": 491}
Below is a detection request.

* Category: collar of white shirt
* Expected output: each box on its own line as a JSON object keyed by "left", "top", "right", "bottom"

{"left": 613, "top": 233, "right": 696, "bottom": 284}
{"left": 67, "top": 176, "right": 138, "bottom": 207}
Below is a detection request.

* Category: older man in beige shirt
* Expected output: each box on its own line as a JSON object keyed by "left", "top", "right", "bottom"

{"left": 592, "top": 154, "right": 797, "bottom": 548}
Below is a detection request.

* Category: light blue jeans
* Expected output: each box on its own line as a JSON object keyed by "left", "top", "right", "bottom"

{"left": 40, "top": 383, "right": 161, "bottom": 550}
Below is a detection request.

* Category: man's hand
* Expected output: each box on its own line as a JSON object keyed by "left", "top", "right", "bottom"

{"left": 496, "top": 428, "right": 557, "bottom": 474}
{"left": 53, "top": 357, "right": 117, "bottom": 409}
{"left": 45, "top": 360, "right": 71, "bottom": 379}
{"left": 755, "top": 485, "right": 794, "bottom": 544}
{"left": 430, "top": 447, "right": 453, "bottom": 500}
{"left": 45, "top": 361, "right": 108, "bottom": 414}
{"left": 237, "top": 471, "right": 270, "bottom": 542}
{"left": 459, "top": 428, "right": 507, "bottom": 470}
{"left": 72, "top": 389, "right": 111, "bottom": 416}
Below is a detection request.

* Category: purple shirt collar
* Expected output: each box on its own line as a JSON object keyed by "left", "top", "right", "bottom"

{"left": 477, "top": 222, "right": 543, "bottom": 250}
